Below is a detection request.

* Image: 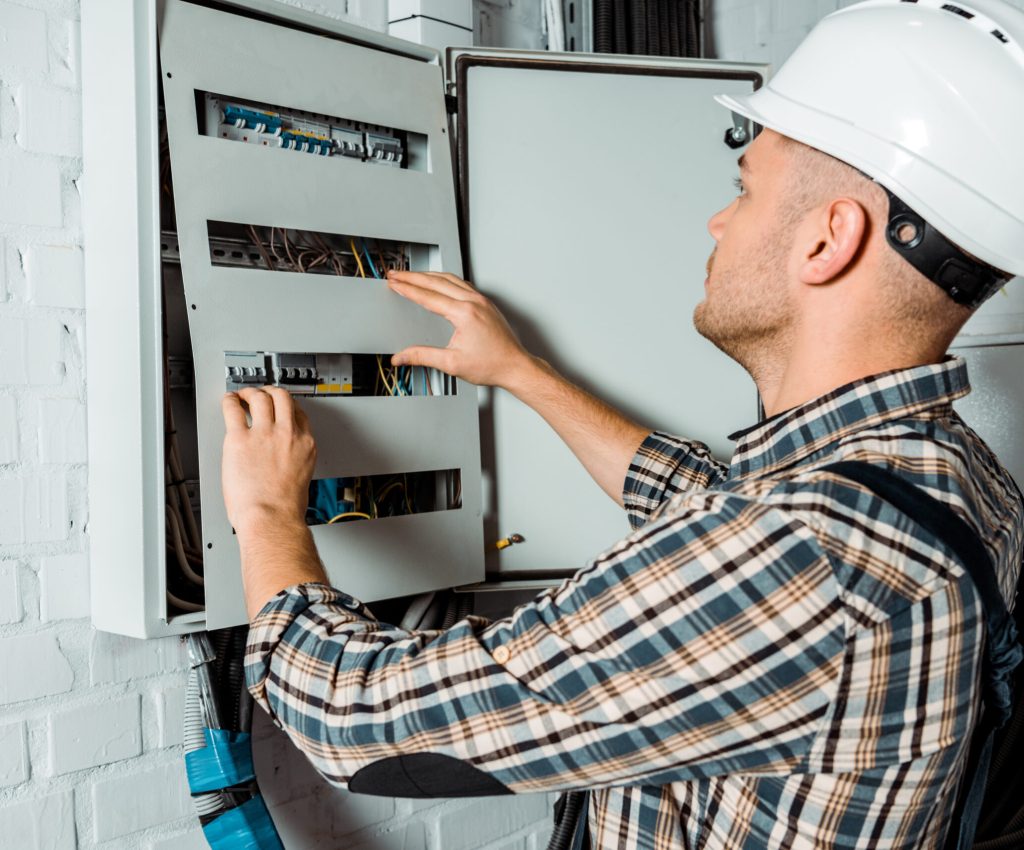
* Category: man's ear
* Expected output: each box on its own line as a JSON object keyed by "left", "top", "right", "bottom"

{"left": 797, "top": 198, "right": 868, "bottom": 285}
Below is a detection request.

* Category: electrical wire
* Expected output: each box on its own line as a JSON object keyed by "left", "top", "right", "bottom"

{"left": 361, "top": 238, "right": 381, "bottom": 279}
{"left": 166, "top": 505, "right": 205, "bottom": 585}
{"left": 326, "top": 511, "right": 372, "bottom": 524}
{"left": 248, "top": 225, "right": 275, "bottom": 271}
{"left": 350, "top": 238, "right": 367, "bottom": 278}
{"left": 167, "top": 590, "right": 204, "bottom": 613}
{"left": 376, "top": 355, "right": 398, "bottom": 396}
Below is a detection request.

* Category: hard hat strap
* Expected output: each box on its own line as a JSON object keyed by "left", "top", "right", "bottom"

{"left": 880, "top": 185, "right": 1010, "bottom": 309}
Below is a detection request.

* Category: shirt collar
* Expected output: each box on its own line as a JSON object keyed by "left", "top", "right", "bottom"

{"left": 727, "top": 355, "right": 971, "bottom": 478}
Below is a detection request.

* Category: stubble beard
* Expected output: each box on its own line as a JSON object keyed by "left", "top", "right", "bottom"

{"left": 693, "top": 244, "right": 795, "bottom": 384}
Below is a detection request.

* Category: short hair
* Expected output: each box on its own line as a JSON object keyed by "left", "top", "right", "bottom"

{"left": 778, "top": 136, "right": 975, "bottom": 349}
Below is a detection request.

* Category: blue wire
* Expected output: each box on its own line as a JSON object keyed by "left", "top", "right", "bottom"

{"left": 361, "top": 239, "right": 381, "bottom": 279}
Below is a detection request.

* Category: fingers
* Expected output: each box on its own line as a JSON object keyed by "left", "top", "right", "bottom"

{"left": 237, "top": 387, "right": 275, "bottom": 427}
{"left": 261, "top": 385, "right": 296, "bottom": 430}
{"left": 293, "top": 399, "right": 312, "bottom": 434}
{"left": 438, "top": 273, "right": 476, "bottom": 292}
{"left": 387, "top": 270, "right": 477, "bottom": 301}
{"left": 222, "top": 392, "right": 249, "bottom": 433}
{"left": 386, "top": 279, "right": 465, "bottom": 321}
{"left": 391, "top": 346, "right": 452, "bottom": 372}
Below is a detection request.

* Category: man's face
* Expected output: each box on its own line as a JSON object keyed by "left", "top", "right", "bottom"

{"left": 693, "top": 130, "right": 800, "bottom": 371}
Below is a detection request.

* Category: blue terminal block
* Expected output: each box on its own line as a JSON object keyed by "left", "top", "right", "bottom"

{"left": 222, "top": 104, "right": 283, "bottom": 135}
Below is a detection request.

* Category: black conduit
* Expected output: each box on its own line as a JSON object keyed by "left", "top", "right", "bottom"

{"left": 613, "top": 0, "right": 630, "bottom": 52}
{"left": 593, "top": 0, "right": 615, "bottom": 52}
{"left": 546, "top": 791, "right": 587, "bottom": 850}
{"left": 631, "top": 0, "right": 648, "bottom": 54}
{"left": 593, "top": 0, "right": 701, "bottom": 57}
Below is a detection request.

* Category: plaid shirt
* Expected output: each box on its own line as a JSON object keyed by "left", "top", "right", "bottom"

{"left": 246, "top": 356, "right": 1022, "bottom": 849}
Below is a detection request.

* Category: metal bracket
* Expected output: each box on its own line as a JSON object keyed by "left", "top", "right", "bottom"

{"left": 723, "top": 111, "right": 752, "bottom": 149}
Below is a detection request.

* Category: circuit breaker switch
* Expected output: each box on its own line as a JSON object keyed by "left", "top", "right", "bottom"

{"left": 365, "top": 132, "right": 404, "bottom": 167}
{"left": 224, "top": 352, "right": 269, "bottom": 388}
{"left": 334, "top": 127, "right": 364, "bottom": 158}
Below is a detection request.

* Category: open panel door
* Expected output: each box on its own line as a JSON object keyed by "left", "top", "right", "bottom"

{"left": 450, "top": 48, "right": 767, "bottom": 575}
{"left": 160, "top": 0, "right": 484, "bottom": 628}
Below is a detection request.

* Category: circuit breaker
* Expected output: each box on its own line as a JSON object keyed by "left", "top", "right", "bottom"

{"left": 83, "top": 0, "right": 765, "bottom": 637}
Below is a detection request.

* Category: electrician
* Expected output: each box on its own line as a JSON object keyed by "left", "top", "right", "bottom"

{"left": 221, "top": 1, "right": 1024, "bottom": 847}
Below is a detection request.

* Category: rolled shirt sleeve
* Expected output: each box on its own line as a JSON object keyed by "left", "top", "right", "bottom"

{"left": 623, "top": 431, "right": 729, "bottom": 530}
{"left": 245, "top": 488, "right": 846, "bottom": 796}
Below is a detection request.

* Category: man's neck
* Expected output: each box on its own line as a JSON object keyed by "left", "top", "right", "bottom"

{"left": 756, "top": 336, "right": 946, "bottom": 418}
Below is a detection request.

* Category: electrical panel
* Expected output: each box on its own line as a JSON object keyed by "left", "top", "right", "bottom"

{"left": 83, "top": 0, "right": 766, "bottom": 637}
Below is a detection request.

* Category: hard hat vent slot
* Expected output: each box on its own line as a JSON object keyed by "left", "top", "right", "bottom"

{"left": 941, "top": 4, "right": 975, "bottom": 20}
{"left": 992, "top": 29, "right": 1009, "bottom": 43}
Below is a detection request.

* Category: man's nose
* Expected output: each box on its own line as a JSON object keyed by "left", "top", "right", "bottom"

{"left": 707, "top": 198, "right": 738, "bottom": 242}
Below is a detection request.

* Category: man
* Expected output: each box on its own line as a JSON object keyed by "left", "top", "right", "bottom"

{"left": 224, "top": 1, "right": 1024, "bottom": 847}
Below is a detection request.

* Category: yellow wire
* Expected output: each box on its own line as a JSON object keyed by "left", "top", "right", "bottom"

{"left": 403, "top": 472, "right": 414, "bottom": 515}
{"left": 326, "top": 511, "right": 372, "bottom": 524}
{"left": 350, "top": 238, "right": 366, "bottom": 278}
{"left": 376, "top": 355, "right": 397, "bottom": 395}
{"left": 375, "top": 480, "right": 404, "bottom": 504}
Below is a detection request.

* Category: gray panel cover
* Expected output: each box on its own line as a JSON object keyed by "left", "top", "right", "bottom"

{"left": 160, "top": 0, "right": 483, "bottom": 628}
{"left": 459, "top": 54, "right": 764, "bottom": 573}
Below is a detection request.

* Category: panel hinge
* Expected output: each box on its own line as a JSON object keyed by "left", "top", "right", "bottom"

{"left": 445, "top": 94, "right": 458, "bottom": 115}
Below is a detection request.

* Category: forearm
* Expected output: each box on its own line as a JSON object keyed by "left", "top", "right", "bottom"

{"left": 505, "top": 356, "right": 650, "bottom": 507}
{"left": 237, "top": 514, "right": 328, "bottom": 620}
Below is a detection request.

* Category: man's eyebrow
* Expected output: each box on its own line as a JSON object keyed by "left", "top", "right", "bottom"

{"left": 738, "top": 154, "right": 750, "bottom": 172}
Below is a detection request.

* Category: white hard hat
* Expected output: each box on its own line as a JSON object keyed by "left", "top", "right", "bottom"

{"left": 716, "top": 0, "right": 1024, "bottom": 307}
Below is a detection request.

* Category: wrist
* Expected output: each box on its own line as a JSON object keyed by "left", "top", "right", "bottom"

{"left": 233, "top": 508, "right": 308, "bottom": 544}
{"left": 503, "top": 353, "right": 553, "bottom": 399}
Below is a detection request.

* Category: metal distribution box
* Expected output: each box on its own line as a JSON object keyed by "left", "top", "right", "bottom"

{"left": 82, "top": 0, "right": 765, "bottom": 637}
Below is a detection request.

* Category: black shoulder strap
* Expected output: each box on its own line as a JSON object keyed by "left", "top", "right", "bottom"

{"left": 822, "top": 461, "right": 1012, "bottom": 647}
{"left": 820, "top": 460, "right": 1023, "bottom": 850}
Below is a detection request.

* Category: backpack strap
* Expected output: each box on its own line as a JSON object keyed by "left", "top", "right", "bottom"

{"left": 820, "top": 461, "right": 1024, "bottom": 850}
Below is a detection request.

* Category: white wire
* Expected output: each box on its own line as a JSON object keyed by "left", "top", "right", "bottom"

{"left": 166, "top": 504, "right": 204, "bottom": 586}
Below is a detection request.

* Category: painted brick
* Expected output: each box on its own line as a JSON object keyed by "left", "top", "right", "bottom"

{"left": 48, "top": 694, "right": 142, "bottom": 775}
{"left": 0, "top": 631, "right": 74, "bottom": 705}
{"left": 39, "top": 552, "right": 89, "bottom": 621}
{"left": 91, "top": 761, "right": 193, "bottom": 841}
{"left": 25, "top": 244, "right": 85, "bottom": 309}
{"left": 0, "top": 238, "right": 7, "bottom": 302}
{"left": 37, "top": 398, "right": 87, "bottom": 463}
{"left": 349, "top": 821, "right": 428, "bottom": 850}
{"left": 148, "top": 830, "right": 208, "bottom": 850}
{"left": 155, "top": 685, "right": 186, "bottom": 748}
{"left": 0, "top": 1, "right": 48, "bottom": 72}
{"left": 0, "top": 316, "right": 64, "bottom": 385}
{"left": 16, "top": 84, "right": 81, "bottom": 157}
{"left": 89, "top": 630, "right": 187, "bottom": 684}
{"left": 0, "top": 474, "right": 68, "bottom": 543}
{"left": 437, "top": 794, "right": 550, "bottom": 850}
{"left": 0, "top": 561, "right": 22, "bottom": 624}
{"left": 0, "top": 721, "right": 28, "bottom": 787}
{"left": 0, "top": 155, "right": 62, "bottom": 227}
{"left": 0, "top": 791, "right": 75, "bottom": 850}
{"left": 0, "top": 395, "right": 18, "bottom": 463}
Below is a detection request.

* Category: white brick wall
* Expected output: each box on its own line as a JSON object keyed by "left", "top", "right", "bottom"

{"left": 0, "top": 1, "right": 556, "bottom": 848}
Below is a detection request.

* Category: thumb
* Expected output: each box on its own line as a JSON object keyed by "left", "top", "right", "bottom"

{"left": 392, "top": 346, "right": 452, "bottom": 371}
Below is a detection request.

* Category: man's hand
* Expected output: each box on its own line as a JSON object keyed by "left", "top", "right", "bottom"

{"left": 387, "top": 270, "right": 534, "bottom": 391}
{"left": 387, "top": 269, "right": 650, "bottom": 507}
{"left": 221, "top": 386, "right": 317, "bottom": 535}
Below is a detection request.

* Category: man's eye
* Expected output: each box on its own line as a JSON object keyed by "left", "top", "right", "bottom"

{"left": 733, "top": 177, "right": 746, "bottom": 194}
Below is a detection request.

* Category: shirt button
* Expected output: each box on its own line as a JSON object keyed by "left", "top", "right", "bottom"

{"left": 493, "top": 645, "right": 511, "bottom": 664}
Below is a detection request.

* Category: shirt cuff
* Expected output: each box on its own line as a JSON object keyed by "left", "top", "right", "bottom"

{"left": 622, "top": 430, "right": 718, "bottom": 529}
{"left": 244, "top": 581, "right": 375, "bottom": 722}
